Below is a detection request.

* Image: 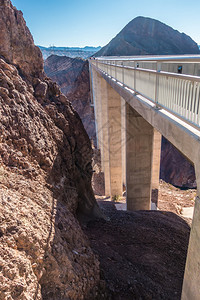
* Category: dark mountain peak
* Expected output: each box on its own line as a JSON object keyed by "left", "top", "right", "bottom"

{"left": 95, "top": 16, "right": 200, "bottom": 56}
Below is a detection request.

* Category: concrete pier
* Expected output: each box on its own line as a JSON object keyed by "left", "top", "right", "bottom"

{"left": 126, "top": 102, "right": 154, "bottom": 210}
{"left": 151, "top": 129, "right": 162, "bottom": 209}
{"left": 99, "top": 76, "right": 111, "bottom": 196}
{"left": 92, "top": 72, "right": 104, "bottom": 165}
{"left": 107, "top": 82, "right": 123, "bottom": 197}
{"left": 121, "top": 97, "right": 126, "bottom": 188}
{"left": 93, "top": 71, "right": 123, "bottom": 197}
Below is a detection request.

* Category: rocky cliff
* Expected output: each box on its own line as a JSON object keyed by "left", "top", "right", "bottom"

{"left": 95, "top": 16, "right": 200, "bottom": 57}
{"left": 0, "top": 0, "right": 101, "bottom": 299}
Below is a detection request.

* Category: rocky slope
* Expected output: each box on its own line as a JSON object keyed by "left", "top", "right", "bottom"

{"left": 95, "top": 16, "right": 200, "bottom": 57}
{"left": 0, "top": 0, "right": 102, "bottom": 299}
{"left": 44, "top": 55, "right": 96, "bottom": 142}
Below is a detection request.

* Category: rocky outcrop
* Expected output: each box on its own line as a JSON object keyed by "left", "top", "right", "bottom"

{"left": 0, "top": 0, "right": 43, "bottom": 81}
{"left": 44, "top": 55, "right": 96, "bottom": 142}
{"left": 0, "top": 0, "right": 101, "bottom": 299}
{"left": 95, "top": 16, "right": 200, "bottom": 57}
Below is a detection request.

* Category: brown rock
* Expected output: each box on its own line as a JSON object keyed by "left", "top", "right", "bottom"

{"left": 34, "top": 80, "right": 48, "bottom": 98}
{"left": 0, "top": 0, "right": 102, "bottom": 299}
{"left": 0, "top": 0, "right": 43, "bottom": 81}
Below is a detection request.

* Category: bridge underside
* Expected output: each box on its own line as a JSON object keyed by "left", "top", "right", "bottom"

{"left": 91, "top": 65, "right": 200, "bottom": 300}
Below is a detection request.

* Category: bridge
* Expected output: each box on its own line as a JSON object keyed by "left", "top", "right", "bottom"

{"left": 89, "top": 55, "right": 200, "bottom": 300}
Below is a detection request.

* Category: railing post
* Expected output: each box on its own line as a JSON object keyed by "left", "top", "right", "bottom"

{"left": 155, "top": 62, "right": 161, "bottom": 106}
{"left": 122, "top": 61, "right": 124, "bottom": 86}
{"left": 134, "top": 61, "right": 136, "bottom": 92}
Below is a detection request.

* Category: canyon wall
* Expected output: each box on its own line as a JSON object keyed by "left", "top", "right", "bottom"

{"left": 44, "top": 55, "right": 96, "bottom": 143}
{"left": 0, "top": 0, "right": 101, "bottom": 299}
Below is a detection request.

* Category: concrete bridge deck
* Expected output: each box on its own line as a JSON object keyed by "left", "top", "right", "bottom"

{"left": 89, "top": 55, "right": 200, "bottom": 300}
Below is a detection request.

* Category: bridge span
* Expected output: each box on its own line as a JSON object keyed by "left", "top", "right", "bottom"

{"left": 89, "top": 55, "right": 200, "bottom": 300}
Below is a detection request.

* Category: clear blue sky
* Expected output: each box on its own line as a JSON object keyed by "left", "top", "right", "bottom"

{"left": 12, "top": 0, "right": 200, "bottom": 47}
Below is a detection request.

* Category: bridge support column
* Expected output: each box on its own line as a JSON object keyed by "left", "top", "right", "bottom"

{"left": 151, "top": 129, "right": 162, "bottom": 210}
{"left": 126, "top": 102, "right": 154, "bottom": 210}
{"left": 107, "top": 83, "right": 123, "bottom": 198}
{"left": 92, "top": 71, "right": 104, "bottom": 166}
{"left": 121, "top": 97, "right": 126, "bottom": 189}
{"left": 99, "top": 76, "right": 111, "bottom": 196}
{"left": 182, "top": 165, "right": 200, "bottom": 299}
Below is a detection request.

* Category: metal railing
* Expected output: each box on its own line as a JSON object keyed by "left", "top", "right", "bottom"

{"left": 90, "top": 55, "right": 200, "bottom": 128}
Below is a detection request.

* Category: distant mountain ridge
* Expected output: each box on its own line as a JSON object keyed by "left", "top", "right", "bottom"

{"left": 95, "top": 16, "right": 200, "bottom": 57}
{"left": 39, "top": 45, "right": 101, "bottom": 52}
{"left": 39, "top": 45, "right": 101, "bottom": 60}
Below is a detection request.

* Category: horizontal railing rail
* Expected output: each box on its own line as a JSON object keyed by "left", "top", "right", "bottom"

{"left": 95, "top": 55, "right": 200, "bottom": 62}
{"left": 90, "top": 56, "right": 200, "bottom": 128}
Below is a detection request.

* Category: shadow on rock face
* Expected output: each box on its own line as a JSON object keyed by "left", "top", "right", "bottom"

{"left": 34, "top": 85, "right": 106, "bottom": 299}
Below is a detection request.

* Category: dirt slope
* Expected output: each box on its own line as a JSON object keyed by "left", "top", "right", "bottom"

{"left": 84, "top": 200, "right": 190, "bottom": 300}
